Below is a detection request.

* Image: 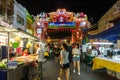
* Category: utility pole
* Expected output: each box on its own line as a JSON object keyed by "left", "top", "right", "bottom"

{"left": 5, "top": 0, "right": 8, "bottom": 20}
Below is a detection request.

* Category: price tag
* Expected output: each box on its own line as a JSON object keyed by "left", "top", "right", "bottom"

{"left": 8, "top": 60, "right": 18, "bottom": 69}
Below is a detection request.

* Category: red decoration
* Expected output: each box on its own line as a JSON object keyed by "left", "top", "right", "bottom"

{"left": 80, "top": 12, "right": 85, "bottom": 18}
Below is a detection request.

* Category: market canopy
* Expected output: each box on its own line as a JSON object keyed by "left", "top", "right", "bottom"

{"left": 88, "top": 23, "right": 120, "bottom": 41}
{"left": 0, "top": 26, "right": 39, "bottom": 40}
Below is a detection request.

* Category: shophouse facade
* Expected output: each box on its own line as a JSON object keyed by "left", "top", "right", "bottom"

{"left": 26, "top": 11, "right": 34, "bottom": 35}
{"left": 88, "top": 0, "right": 120, "bottom": 35}
{"left": 13, "top": 0, "right": 26, "bottom": 31}
{"left": 0, "top": 0, "right": 14, "bottom": 23}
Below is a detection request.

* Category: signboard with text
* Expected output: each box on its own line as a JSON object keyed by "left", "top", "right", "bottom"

{"left": 48, "top": 22, "right": 76, "bottom": 28}
{"left": 8, "top": 60, "right": 18, "bottom": 69}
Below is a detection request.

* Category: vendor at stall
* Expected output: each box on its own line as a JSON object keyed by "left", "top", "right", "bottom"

{"left": 9, "top": 48, "right": 15, "bottom": 58}
{"left": 86, "top": 46, "right": 98, "bottom": 64}
{"left": 21, "top": 48, "right": 29, "bottom": 56}
{"left": 34, "top": 44, "right": 44, "bottom": 61}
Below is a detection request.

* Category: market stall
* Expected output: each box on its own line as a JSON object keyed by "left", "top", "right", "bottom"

{"left": 0, "top": 26, "right": 39, "bottom": 80}
{"left": 92, "top": 56, "right": 120, "bottom": 79}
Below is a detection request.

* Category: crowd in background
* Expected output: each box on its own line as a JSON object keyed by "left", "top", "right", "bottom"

{"left": 10, "top": 40, "right": 114, "bottom": 80}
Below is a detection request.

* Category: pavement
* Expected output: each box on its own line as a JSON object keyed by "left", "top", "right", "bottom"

{"left": 41, "top": 59, "right": 118, "bottom": 80}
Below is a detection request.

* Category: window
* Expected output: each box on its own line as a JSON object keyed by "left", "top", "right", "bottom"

{"left": 17, "top": 15, "right": 24, "bottom": 25}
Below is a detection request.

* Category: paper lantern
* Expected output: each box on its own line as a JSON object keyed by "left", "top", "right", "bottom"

{"left": 12, "top": 42, "right": 19, "bottom": 48}
{"left": 15, "top": 36, "right": 20, "bottom": 43}
{"left": 26, "top": 42, "right": 32, "bottom": 48}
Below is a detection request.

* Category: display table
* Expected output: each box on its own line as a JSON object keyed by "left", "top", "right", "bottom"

{"left": 92, "top": 56, "right": 120, "bottom": 79}
{"left": 92, "top": 56, "right": 120, "bottom": 72}
{"left": 0, "top": 55, "right": 37, "bottom": 80}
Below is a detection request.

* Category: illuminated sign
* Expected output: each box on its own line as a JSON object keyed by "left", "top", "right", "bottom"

{"left": 48, "top": 22, "right": 75, "bottom": 28}
{"left": 37, "top": 28, "right": 42, "bottom": 34}
{"left": 79, "top": 21, "right": 86, "bottom": 27}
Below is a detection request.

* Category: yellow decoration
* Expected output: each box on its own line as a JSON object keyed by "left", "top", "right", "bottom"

{"left": 26, "top": 42, "right": 32, "bottom": 48}
{"left": 84, "top": 15, "right": 88, "bottom": 21}
{"left": 9, "top": 41, "right": 12, "bottom": 46}
{"left": 15, "top": 36, "right": 20, "bottom": 43}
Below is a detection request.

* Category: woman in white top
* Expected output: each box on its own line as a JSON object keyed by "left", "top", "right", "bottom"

{"left": 58, "top": 43, "right": 70, "bottom": 80}
{"left": 72, "top": 44, "right": 81, "bottom": 75}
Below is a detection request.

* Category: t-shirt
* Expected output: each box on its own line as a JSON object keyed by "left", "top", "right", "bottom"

{"left": 36, "top": 48, "right": 44, "bottom": 62}
{"left": 72, "top": 48, "right": 81, "bottom": 57}
{"left": 82, "top": 45, "right": 87, "bottom": 53}
{"left": 60, "top": 50, "right": 69, "bottom": 64}
{"left": 91, "top": 49, "right": 98, "bottom": 57}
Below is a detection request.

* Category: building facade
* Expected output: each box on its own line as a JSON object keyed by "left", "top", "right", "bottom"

{"left": 88, "top": 0, "right": 120, "bottom": 35}
{"left": 13, "top": 0, "right": 26, "bottom": 31}
{"left": 0, "top": 0, "right": 14, "bottom": 22}
{"left": 26, "top": 11, "right": 34, "bottom": 35}
{"left": 98, "top": 0, "right": 120, "bottom": 33}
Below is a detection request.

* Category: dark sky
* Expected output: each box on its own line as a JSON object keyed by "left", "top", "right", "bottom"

{"left": 16, "top": 0, "right": 117, "bottom": 23}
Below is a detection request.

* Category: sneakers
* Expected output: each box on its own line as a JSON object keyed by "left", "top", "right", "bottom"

{"left": 78, "top": 72, "right": 80, "bottom": 75}
{"left": 58, "top": 77, "right": 61, "bottom": 80}
{"left": 73, "top": 70, "right": 75, "bottom": 73}
{"left": 73, "top": 69, "right": 80, "bottom": 75}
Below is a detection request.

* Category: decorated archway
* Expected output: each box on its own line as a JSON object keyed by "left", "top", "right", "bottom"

{"left": 34, "top": 9, "right": 91, "bottom": 44}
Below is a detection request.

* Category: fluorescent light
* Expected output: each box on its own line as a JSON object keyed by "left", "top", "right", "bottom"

{"left": 37, "top": 22, "right": 40, "bottom": 26}
{"left": 92, "top": 42, "right": 113, "bottom": 45}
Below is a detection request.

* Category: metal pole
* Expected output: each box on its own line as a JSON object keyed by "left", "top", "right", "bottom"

{"left": 40, "top": 62, "right": 42, "bottom": 80}
{"left": 5, "top": 0, "right": 8, "bottom": 20}
{"left": 7, "top": 32, "right": 10, "bottom": 80}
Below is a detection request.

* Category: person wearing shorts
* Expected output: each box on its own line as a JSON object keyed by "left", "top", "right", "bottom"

{"left": 72, "top": 44, "right": 81, "bottom": 75}
{"left": 58, "top": 43, "right": 70, "bottom": 80}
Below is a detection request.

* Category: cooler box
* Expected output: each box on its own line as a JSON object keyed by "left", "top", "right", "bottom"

{"left": 0, "top": 70, "right": 7, "bottom": 80}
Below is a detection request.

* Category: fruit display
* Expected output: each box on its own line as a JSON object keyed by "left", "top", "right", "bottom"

{"left": 0, "top": 55, "right": 37, "bottom": 69}
{"left": 0, "top": 62, "right": 6, "bottom": 68}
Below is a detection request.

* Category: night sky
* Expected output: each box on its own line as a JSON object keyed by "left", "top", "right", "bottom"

{"left": 16, "top": 0, "right": 117, "bottom": 23}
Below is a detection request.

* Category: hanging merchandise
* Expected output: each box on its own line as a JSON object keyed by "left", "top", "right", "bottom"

{"left": 9, "top": 41, "right": 13, "bottom": 47}
{"left": 26, "top": 41, "right": 32, "bottom": 48}
{"left": 15, "top": 36, "right": 21, "bottom": 43}
{"left": 12, "top": 42, "right": 19, "bottom": 48}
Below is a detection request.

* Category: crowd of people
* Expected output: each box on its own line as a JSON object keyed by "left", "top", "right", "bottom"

{"left": 11, "top": 40, "right": 111, "bottom": 80}
{"left": 23, "top": 41, "right": 81, "bottom": 80}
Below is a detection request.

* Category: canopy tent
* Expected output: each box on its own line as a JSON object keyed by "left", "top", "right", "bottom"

{"left": 88, "top": 23, "right": 120, "bottom": 41}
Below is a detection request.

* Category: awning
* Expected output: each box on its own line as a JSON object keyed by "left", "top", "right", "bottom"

{"left": 88, "top": 23, "right": 120, "bottom": 41}
{"left": 0, "top": 26, "right": 39, "bottom": 40}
